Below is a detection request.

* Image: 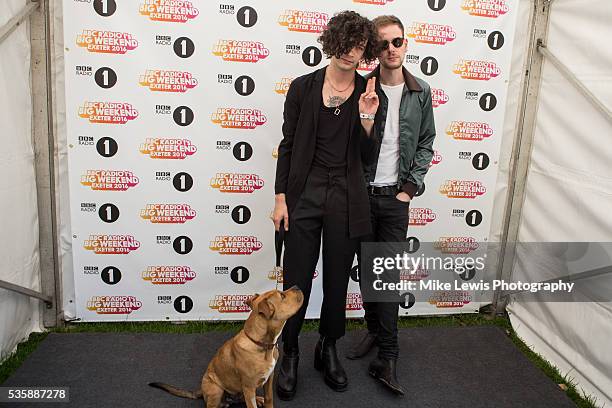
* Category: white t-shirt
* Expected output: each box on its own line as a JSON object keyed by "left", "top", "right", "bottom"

{"left": 372, "top": 82, "right": 404, "bottom": 186}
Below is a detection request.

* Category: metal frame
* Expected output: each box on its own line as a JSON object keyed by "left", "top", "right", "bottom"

{"left": 537, "top": 43, "right": 612, "bottom": 125}
{"left": 32, "top": 0, "right": 63, "bottom": 328}
{"left": 0, "top": 1, "right": 39, "bottom": 44}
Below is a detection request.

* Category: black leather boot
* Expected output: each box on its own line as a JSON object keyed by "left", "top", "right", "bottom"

{"left": 314, "top": 336, "right": 348, "bottom": 391}
{"left": 368, "top": 357, "right": 405, "bottom": 395}
{"left": 346, "top": 331, "right": 377, "bottom": 360}
{"left": 276, "top": 347, "right": 299, "bottom": 400}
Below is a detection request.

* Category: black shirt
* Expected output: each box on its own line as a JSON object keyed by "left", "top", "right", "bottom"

{"left": 312, "top": 90, "right": 355, "bottom": 167}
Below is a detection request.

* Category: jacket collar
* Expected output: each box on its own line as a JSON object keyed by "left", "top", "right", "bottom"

{"left": 368, "top": 65, "right": 422, "bottom": 92}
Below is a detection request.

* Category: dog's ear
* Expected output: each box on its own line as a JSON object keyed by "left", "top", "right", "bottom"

{"left": 244, "top": 293, "right": 259, "bottom": 309}
{"left": 258, "top": 299, "right": 275, "bottom": 319}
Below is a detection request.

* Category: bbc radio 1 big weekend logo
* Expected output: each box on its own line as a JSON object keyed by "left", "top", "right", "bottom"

{"left": 76, "top": 30, "right": 138, "bottom": 54}
{"left": 139, "top": 0, "right": 199, "bottom": 23}
{"left": 212, "top": 40, "right": 269, "bottom": 63}
{"left": 278, "top": 10, "right": 328, "bottom": 33}
{"left": 139, "top": 70, "right": 198, "bottom": 93}
{"left": 79, "top": 102, "right": 138, "bottom": 124}
{"left": 139, "top": 138, "right": 197, "bottom": 159}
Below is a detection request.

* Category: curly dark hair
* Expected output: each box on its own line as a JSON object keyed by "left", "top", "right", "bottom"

{"left": 318, "top": 10, "right": 380, "bottom": 64}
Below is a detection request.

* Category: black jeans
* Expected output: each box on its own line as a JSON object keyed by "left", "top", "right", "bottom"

{"left": 359, "top": 193, "right": 410, "bottom": 359}
{"left": 281, "top": 164, "right": 359, "bottom": 350}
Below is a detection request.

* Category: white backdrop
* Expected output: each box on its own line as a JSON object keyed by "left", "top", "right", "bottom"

{"left": 57, "top": 0, "right": 520, "bottom": 321}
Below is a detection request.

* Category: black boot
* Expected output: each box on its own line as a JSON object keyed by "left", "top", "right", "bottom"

{"left": 346, "top": 331, "right": 377, "bottom": 360}
{"left": 276, "top": 347, "right": 299, "bottom": 400}
{"left": 368, "top": 357, "right": 405, "bottom": 395}
{"left": 314, "top": 336, "right": 348, "bottom": 391}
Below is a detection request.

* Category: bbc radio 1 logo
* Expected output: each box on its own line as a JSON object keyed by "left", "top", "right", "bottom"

{"left": 278, "top": 10, "right": 329, "bottom": 33}
{"left": 474, "top": 29, "right": 505, "bottom": 50}
{"left": 215, "top": 205, "right": 252, "bottom": 225}
{"left": 275, "top": 78, "right": 293, "bottom": 96}
{"left": 212, "top": 40, "right": 269, "bottom": 63}
{"left": 405, "top": 54, "right": 439, "bottom": 76}
{"left": 447, "top": 121, "right": 493, "bottom": 141}
{"left": 139, "top": 0, "right": 199, "bottom": 23}
{"left": 75, "top": 66, "right": 118, "bottom": 89}
{"left": 142, "top": 266, "right": 196, "bottom": 285}
{"left": 140, "top": 138, "right": 197, "bottom": 159}
{"left": 80, "top": 170, "right": 139, "bottom": 191}
{"left": 453, "top": 59, "right": 501, "bottom": 81}
{"left": 76, "top": 30, "right": 138, "bottom": 54}
{"left": 439, "top": 180, "right": 486, "bottom": 199}
{"left": 217, "top": 74, "right": 255, "bottom": 96}
{"left": 428, "top": 291, "right": 472, "bottom": 308}
{"left": 407, "top": 22, "right": 456, "bottom": 45}
{"left": 209, "top": 294, "right": 250, "bottom": 313}
{"left": 461, "top": 0, "right": 509, "bottom": 18}
{"left": 83, "top": 234, "right": 140, "bottom": 254}
{"left": 156, "top": 235, "right": 195, "bottom": 255}
{"left": 140, "top": 204, "right": 196, "bottom": 224}
{"left": 139, "top": 70, "right": 198, "bottom": 92}
{"left": 153, "top": 105, "right": 195, "bottom": 126}
{"left": 216, "top": 141, "right": 253, "bottom": 162}
{"left": 154, "top": 35, "right": 195, "bottom": 58}
{"left": 79, "top": 102, "right": 138, "bottom": 125}
{"left": 431, "top": 88, "right": 449, "bottom": 108}
{"left": 87, "top": 296, "right": 142, "bottom": 315}
{"left": 79, "top": 202, "right": 121, "bottom": 223}
{"left": 453, "top": 209, "right": 484, "bottom": 227}
{"left": 210, "top": 173, "right": 264, "bottom": 193}
{"left": 434, "top": 236, "right": 479, "bottom": 254}
{"left": 211, "top": 108, "right": 267, "bottom": 129}
{"left": 154, "top": 171, "right": 194, "bottom": 192}
{"left": 409, "top": 208, "right": 437, "bottom": 226}
{"left": 465, "top": 91, "right": 498, "bottom": 111}
{"left": 218, "top": 5, "right": 257, "bottom": 27}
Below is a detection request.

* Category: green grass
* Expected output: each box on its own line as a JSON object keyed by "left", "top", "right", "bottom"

{"left": 0, "top": 312, "right": 602, "bottom": 408}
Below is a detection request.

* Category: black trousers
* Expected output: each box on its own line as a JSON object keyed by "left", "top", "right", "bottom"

{"left": 281, "top": 164, "right": 359, "bottom": 350}
{"left": 359, "top": 193, "right": 410, "bottom": 359}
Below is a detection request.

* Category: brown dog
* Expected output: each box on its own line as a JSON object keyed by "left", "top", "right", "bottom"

{"left": 150, "top": 286, "right": 303, "bottom": 408}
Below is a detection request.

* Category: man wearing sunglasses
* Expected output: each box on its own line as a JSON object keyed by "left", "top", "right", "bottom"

{"left": 348, "top": 15, "right": 436, "bottom": 396}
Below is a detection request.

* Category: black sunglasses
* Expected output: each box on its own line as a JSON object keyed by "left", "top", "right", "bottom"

{"left": 381, "top": 37, "right": 404, "bottom": 50}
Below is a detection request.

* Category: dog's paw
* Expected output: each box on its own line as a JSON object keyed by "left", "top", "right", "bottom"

{"left": 255, "top": 396, "right": 265, "bottom": 407}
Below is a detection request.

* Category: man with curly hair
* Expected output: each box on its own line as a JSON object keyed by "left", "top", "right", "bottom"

{"left": 272, "top": 10, "right": 380, "bottom": 399}
{"left": 347, "top": 15, "right": 436, "bottom": 396}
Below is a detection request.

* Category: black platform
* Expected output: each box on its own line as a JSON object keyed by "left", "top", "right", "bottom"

{"left": 1, "top": 326, "right": 576, "bottom": 407}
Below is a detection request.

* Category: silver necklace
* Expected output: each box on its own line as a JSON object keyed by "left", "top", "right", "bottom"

{"left": 326, "top": 78, "right": 354, "bottom": 115}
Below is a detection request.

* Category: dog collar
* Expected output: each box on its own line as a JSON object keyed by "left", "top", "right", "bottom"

{"left": 244, "top": 330, "right": 277, "bottom": 351}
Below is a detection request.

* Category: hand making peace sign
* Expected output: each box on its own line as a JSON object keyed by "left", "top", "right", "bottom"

{"left": 358, "top": 77, "right": 379, "bottom": 116}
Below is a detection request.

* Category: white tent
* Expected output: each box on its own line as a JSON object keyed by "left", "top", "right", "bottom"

{"left": 1, "top": 0, "right": 610, "bottom": 406}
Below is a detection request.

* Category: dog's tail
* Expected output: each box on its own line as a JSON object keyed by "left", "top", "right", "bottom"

{"left": 148, "top": 382, "right": 203, "bottom": 400}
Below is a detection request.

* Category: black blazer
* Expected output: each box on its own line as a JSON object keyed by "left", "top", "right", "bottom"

{"left": 274, "top": 66, "right": 377, "bottom": 238}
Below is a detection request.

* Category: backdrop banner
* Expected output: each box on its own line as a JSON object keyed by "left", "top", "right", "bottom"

{"left": 61, "top": 0, "right": 518, "bottom": 321}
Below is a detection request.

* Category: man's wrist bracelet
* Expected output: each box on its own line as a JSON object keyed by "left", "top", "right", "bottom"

{"left": 359, "top": 113, "right": 375, "bottom": 120}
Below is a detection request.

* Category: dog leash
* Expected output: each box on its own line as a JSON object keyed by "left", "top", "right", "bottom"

{"left": 273, "top": 219, "right": 285, "bottom": 290}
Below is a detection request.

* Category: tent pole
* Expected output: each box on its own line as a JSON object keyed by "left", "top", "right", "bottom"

{"left": 490, "top": 0, "right": 553, "bottom": 317}
{"left": 31, "top": 0, "right": 63, "bottom": 328}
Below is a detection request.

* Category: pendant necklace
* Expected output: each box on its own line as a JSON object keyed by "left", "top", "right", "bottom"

{"left": 327, "top": 77, "right": 354, "bottom": 115}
